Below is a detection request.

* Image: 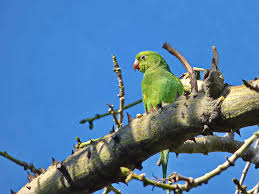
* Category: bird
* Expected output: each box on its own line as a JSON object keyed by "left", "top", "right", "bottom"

{"left": 133, "top": 51, "right": 183, "bottom": 180}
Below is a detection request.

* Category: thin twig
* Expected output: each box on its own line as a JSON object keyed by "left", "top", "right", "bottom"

{"left": 162, "top": 42, "right": 198, "bottom": 93}
{"left": 121, "top": 168, "right": 176, "bottom": 191}
{"left": 247, "top": 182, "right": 259, "bottom": 194}
{"left": 179, "top": 67, "right": 206, "bottom": 80}
{"left": 107, "top": 103, "right": 120, "bottom": 129}
{"left": 235, "top": 139, "right": 259, "bottom": 194}
{"left": 193, "top": 131, "right": 259, "bottom": 187}
{"left": 168, "top": 172, "right": 194, "bottom": 184}
{"left": 178, "top": 73, "right": 186, "bottom": 79}
{"left": 112, "top": 55, "right": 125, "bottom": 128}
{"left": 0, "top": 151, "right": 42, "bottom": 175}
{"left": 79, "top": 99, "right": 142, "bottom": 128}
{"left": 103, "top": 185, "right": 121, "bottom": 194}
{"left": 233, "top": 178, "right": 248, "bottom": 194}
{"left": 242, "top": 80, "right": 259, "bottom": 93}
{"left": 121, "top": 131, "right": 259, "bottom": 192}
{"left": 75, "top": 138, "right": 99, "bottom": 148}
{"left": 153, "top": 172, "right": 194, "bottom": 184}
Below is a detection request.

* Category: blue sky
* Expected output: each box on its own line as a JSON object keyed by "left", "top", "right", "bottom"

{"left": 0, "top": 1, "right": 259, "bottom": 193}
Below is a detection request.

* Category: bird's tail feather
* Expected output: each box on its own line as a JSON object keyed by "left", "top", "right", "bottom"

{"left": 160, "top": 149, "right": 170, "bottom": 181}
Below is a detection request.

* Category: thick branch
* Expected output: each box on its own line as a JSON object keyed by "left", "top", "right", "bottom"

{"left": 17, "top": 80, "right": 259, "bottom": 194}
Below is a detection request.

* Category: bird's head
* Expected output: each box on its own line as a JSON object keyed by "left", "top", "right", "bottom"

{"left": 133, "top": 51, "right": 169, "bottom": 73}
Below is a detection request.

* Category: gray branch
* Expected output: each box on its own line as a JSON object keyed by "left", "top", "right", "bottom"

{"left": 172, "top": 136, "right": 259, "bottom": 166}
{"left": 16, "top": 78, "right": 259, "bottom": 194}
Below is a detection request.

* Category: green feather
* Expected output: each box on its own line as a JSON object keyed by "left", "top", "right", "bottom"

{"left": 135, "top": 51, "right": 183, "bottom": 179}
{"left": 160, "top": 149, "right": 170, "bottom": 179}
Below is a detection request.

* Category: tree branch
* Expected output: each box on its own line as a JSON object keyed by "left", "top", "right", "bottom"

{"left": 233, "top": 178, "right": 249, "bottom": 194}
{"left": 79, "top": 99, "right": 142, "bottom": 128}
{"left": 163, "top": 42, "right": 198, "bottom": 93}
{"left": 102, "top": 185, "right": 121, "bottom": 194}
{"left": 112, "top": 55, "right": 125, "bottom": 128}
{"left": 171, "top": 136, "right": 259, "bottom": 166}
{"left": 242, "top": 79, "right": 259, "bottom": 93}
{"left": 235, "top": 139, "right": 259, "bottom": 194}
{"left": 16, "top": 79, "right": 259, "bottom": 194}
{"left": 107, "top": 103, "right": 120, "bottom": 129}
{"left": 0, "top": 151, "right": 42, "bottom": 175}
{"left": 247, "top": 182, "right": 259, "bottom": 194}
{"left": 121, "top": 131, "right": 259, "bottom": 193}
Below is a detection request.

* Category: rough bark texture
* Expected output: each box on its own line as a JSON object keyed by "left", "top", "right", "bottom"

{"left": 17, "top": 78, "right": 259, "bottom": 194}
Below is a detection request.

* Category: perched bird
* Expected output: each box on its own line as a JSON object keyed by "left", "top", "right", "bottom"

{"left": 133, "top": 51, "right": 183, "bottom": 180}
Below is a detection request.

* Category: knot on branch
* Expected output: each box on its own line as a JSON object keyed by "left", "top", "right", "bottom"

{"left": 204, "top": 69, "right": 224, "bottom": 98}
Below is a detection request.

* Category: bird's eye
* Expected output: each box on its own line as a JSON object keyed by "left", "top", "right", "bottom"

{"left": 140, "top": 55, "right": 147, "bottom": 60}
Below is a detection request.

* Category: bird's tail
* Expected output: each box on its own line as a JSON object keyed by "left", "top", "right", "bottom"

{"left": 160, "top": 149, "right": 170, "bottom": 182}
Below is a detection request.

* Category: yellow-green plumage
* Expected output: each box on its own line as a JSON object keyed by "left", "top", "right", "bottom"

{"left": 134, "top": 51, "right": 183, "bottom": 179}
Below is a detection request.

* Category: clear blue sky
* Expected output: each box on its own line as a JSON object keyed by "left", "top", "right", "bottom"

{"left": 0, "top": 1, "right": 258, "bottom": 193}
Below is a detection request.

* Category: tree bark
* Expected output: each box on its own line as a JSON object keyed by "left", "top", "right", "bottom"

{"left": 17, "top": 79, "right": 259, "bottom": 194}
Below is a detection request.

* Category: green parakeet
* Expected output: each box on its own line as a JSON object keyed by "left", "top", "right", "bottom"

{"left": 133, "top": 51, "right": 183, "bottom": 180}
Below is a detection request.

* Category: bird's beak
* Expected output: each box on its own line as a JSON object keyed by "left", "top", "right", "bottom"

{"left": 133, "top": 59, "right": 140, "bottom": 71}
